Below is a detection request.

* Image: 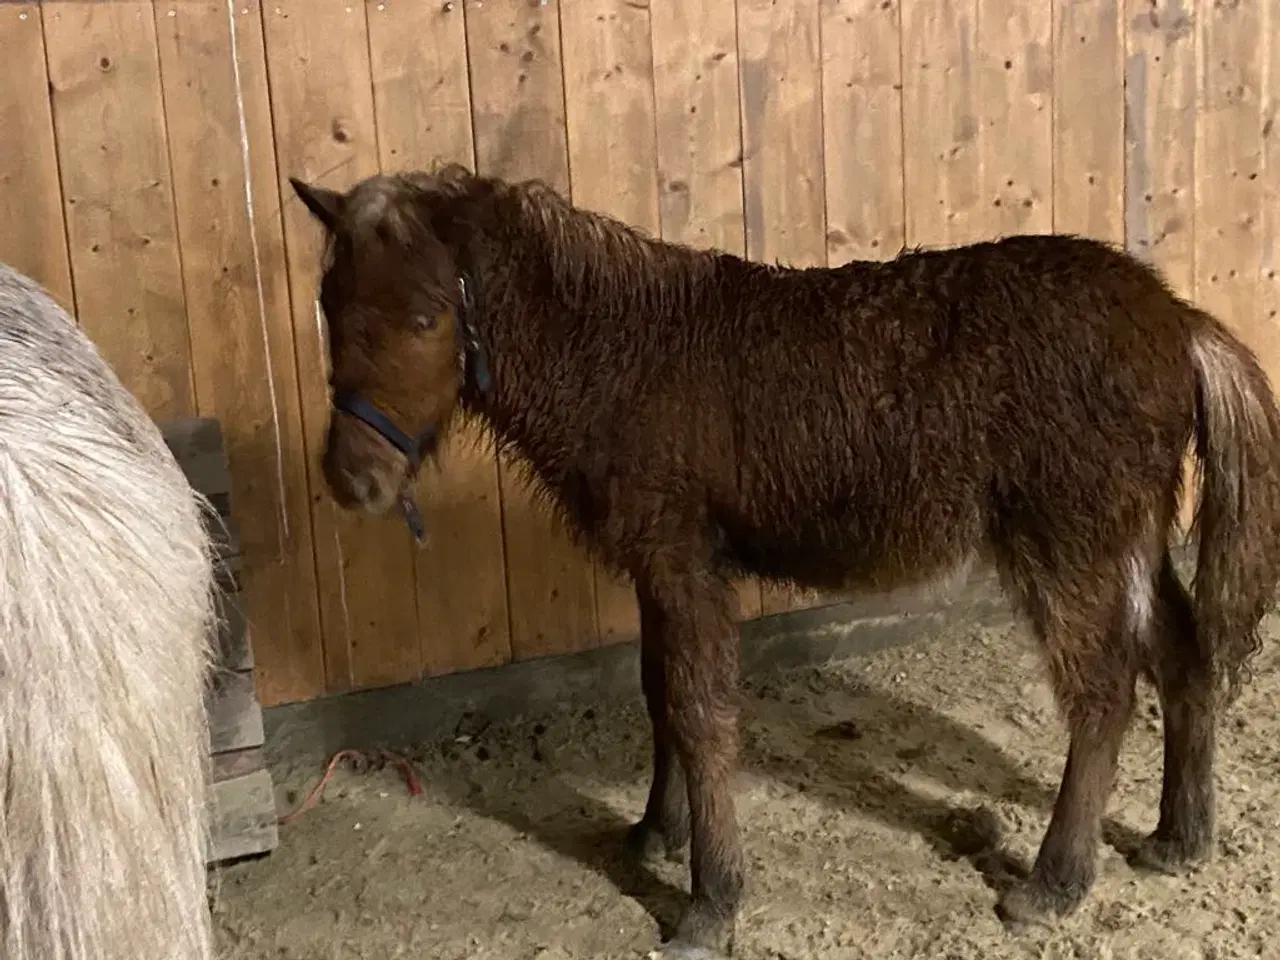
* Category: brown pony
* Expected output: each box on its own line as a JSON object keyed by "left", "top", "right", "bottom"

{"left": 290, "top": 165, "right": 1280, "bottom": 958}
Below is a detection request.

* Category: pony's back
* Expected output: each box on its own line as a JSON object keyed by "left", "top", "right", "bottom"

{"left": 0, "top": 264, "right": 216, "bottom": 960}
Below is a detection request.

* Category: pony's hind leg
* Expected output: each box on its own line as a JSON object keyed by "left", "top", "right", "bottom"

{"left": 1132, "top": 552, "right": 1216, "bottom": 872}
{"left": 997, "top": 571, "right": 1141, "bottom": 927}
{"left": 626, "top": 582, "right": 691, "bottom": 863}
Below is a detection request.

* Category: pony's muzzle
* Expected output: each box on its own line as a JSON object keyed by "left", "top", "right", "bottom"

{"left": 322, "top": 413, "right": 407, "bottom": 515}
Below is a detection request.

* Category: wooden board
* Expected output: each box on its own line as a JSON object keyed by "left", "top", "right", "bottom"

{"left": 649, "top": 0, "right": 761, "bottom": 623}
{"left": 207, "top": 670, "right": 266, "bottom": 756}
{"left": 262, "top": 0, "right": 423, "bottom": 693}
{"left": 1192, "top": 0, "right": 1280, "bottom": 539}
{"left": 160, "top": 417, "right": 276, "bottom": 865}
{"left": 208, "top": 769, "right": 278, "bottom": 865}
{"left": 366, "top": 0, "right": 476, "bottom": 174}
{"left": 975, "top": 0, "right": 1053, "bottom": 237}
{"left": 1194, "top": 0, "right": 1270, "bottom": 362}
{"left": 1124, "top": 0, "right": 1197, "bottom": 299}
{"left": 155, "top": 0, "right": 325, "bottom": 707}
{"left": 216, "top": 586, "right": 253, "bottom": 674}
{"left": 1126, "top": 0, "right": 1205, "bottom": 530}
{"left": 1264, "top": 0, "right": 1280, "bottom": 382}
{"left": 211, "top": 746, "right": 266, "bottom": 784}
{"left": 42, "top": 1, "right": 193, "bottom": 419}
{"left": 366, "top": 0, "right": 513, "bottom": 676}
{"left": 158, "top": 419, "right": 241, "bottom": 576}
{"left": 162, "top": 419, "right": 234, "bottom": 500}
{"left": 0, "top": 3, "right": 73, "bottom": 309}
{"left": 736, "top": 0, "right": 826, "bottom": 616}
{"left": 901, "top": 0, "right": 982, "bottom": 249}
{"left": 559, "top": 0, "right": 658, "bottom": 646}
{"left": 1053, "top": 0, "right": 1125, "bottom": 242}
{"left": 821, "top": 0, "right": 905, "bottom": 265}
{"left": 650, "top": 0, "right": 748, "bottom": 252}
{"left": 159, "top": 419, "right": 262, "bottom": 757}
{"left": 464, "top": 0, "right": 600, "bottom": 661}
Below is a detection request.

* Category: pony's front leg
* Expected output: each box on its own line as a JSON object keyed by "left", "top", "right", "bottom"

{"left": 625, "top": 583, "right": 690, "bottom": 863}
{"left": 644, "top": 569, "right": 744, "bottom": 959}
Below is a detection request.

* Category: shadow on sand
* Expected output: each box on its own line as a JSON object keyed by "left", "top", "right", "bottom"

{"left": 404, "top": 662, "right": 1155, "bottom": 940}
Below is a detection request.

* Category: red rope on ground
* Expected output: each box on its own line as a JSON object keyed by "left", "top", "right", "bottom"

{"left": 276, "top": 748, "right": 422, "bottom": 827}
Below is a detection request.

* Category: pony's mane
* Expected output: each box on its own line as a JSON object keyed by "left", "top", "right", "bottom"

{"left": 338, "top": 163, "right": 729, "bottom": 322}
{"left": 396, "top": 171, "right": 711, "bottom": 321}
{"left": 493, "top": 176, "right": 723, "bottom": 321}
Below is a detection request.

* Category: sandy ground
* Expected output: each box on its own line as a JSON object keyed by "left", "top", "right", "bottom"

{"left": 211, "top": 614, "right": 1280, "bottom": 960}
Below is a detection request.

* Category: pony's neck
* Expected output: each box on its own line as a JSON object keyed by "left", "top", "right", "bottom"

{"left": 453, "top": 179, "right": 711, "bottom": 482}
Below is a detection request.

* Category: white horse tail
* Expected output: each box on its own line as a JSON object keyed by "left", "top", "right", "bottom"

{"left": 0, "top": 263, "right": 218, "bottom": 960}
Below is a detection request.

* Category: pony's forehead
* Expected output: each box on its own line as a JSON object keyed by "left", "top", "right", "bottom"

{"left": 343, "top": 175, "right": 423, "bottom": 243}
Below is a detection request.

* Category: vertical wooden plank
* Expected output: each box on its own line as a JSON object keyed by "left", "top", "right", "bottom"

{"left": 737, "top": 0, "right": 826, "bottom": 268}
{"left": 560, "top": 0, "right": 658, "bottom": 647}
{"left": 1263, "top": 0, "right": 1280, "bottom": 390}
{"left": 155, "top": 0, "right": 325, "bottom": 706}
{"left": 560, "top": 1, "right": 659, "bottom": 240}
{"left": 0, "top": 4, "right": 73, "bottom": 309}
{"left": 1053, "top": 0, "right": 1125, "bottom": 242}
{"left": 366, "top": 0, "right": 475, "bottom": 173}
{"left": 262, "top": 0, "right": 422, "bottom": 693}
{"left": 821, "top": 0, "right": 905, "bottom": 266}
{"left": 42, "top": 2, "right": 193, "bottom": 419}
{"left": 976, "top": 0, "right": 1053, "bottom": 238}
{"left": 365, "top": 0, "right": 513, "bottom": 676}
{"left": 901, "top": 0, "right": 982, "bottom": 248}
{"left": 649, "top": 0, "right": 762, "bottom": 622}
{"left": 1124, "top": 0, "right": 1197, "bottom": 299}
{"left": 650, "top": 0, "right": 746, "bottom": 253}
{"left": 737, "top": 0, "right": 825, "bottom": 616}
{"left": 1195, "top": 0, "right": 1272, "bottom": 368}
{"left": 465, "top": 0, "right": 600, "bottom": 660}
{"left": 1126, "top": 0, "right": 1198, "bottom": 530}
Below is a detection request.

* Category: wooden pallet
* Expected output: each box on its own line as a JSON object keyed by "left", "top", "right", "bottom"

{"left": 158, "top": 418, "right": 279, "bottom": 865}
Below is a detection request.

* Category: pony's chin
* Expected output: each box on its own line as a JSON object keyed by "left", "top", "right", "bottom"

{"left": 324, "top": 468, "right": 403, "bottom": 516}
{"left": 359, "top": 491, "right": 401, "bottom": 517}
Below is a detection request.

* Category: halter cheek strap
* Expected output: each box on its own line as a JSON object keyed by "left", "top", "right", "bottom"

{"left": 331, "top": 388, "right": 434, "bottom": 543}
{"left": 331, "top": 273, "right": 492, "bottom": 546}
{"left": 331, "top": 388, "right": 437, "bottom": 473}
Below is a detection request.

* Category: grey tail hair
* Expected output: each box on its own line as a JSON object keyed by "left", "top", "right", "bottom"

{"left": 1186, "top": 308, "right": 1280, "bottom": 702}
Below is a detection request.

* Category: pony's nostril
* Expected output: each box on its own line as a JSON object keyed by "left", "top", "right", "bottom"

{"left": 348, "top": 473, "right": 372, "bottom": 504}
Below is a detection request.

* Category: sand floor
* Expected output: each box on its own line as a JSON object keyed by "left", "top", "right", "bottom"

{"left": 211, "top": 614, "right": 1280, "bottom": 959}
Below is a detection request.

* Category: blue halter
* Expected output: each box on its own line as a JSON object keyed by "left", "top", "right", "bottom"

{"left": 331, "top": 275, "right": 492, "bottom": 544}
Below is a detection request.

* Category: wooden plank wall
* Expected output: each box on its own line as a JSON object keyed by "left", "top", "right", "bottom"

{"left": 160, "top": 418, "right": 279, "bottom": 865}
{"left": 0, "top": 0, "right": 1276, "bottom": 708}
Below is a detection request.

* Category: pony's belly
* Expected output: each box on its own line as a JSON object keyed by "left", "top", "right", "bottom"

{"left": 714, "top": 519, "right": 990, "bottom": 600}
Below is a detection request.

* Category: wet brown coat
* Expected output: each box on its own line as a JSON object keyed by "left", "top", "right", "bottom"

{"left": 291, "top": 166, "right": 1280, "bottom": 957}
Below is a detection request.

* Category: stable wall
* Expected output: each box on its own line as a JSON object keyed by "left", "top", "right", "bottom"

{"left": 0, "top": 0, "right": 1276, "bottom": 708}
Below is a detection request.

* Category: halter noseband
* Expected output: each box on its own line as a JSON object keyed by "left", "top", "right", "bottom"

{"left": 331, "top": 274, "right": 492, "bottom": 545}
{"left": 332, "top": 388, "right": 437, "bottom": 473}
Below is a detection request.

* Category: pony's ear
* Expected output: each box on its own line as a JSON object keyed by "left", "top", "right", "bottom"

{"left": 289, "top": 177, "right": 344, "bottom": 232}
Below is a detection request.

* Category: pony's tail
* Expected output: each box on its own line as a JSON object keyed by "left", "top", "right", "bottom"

{"left": 1186, "top": 310, "right": 1280, "bottom": 703}
{"left": 0, "top": 270, "right": 218, "bottom": 960}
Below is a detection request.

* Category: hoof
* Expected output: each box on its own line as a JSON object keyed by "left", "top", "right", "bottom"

{"left": 648, "top": 945, "right": 730, "bottom": 960}
{"left": 663, "top": 900, "right": 735, "bottom": 959}
{"left": 624, "top": 821, "right": 664, "bottom": 862}
{"left": 624, "top": 821, "right": 686, "bottom": 865}
{"left": 1130, "top": 832, "right": 1211, "bottom": 876}
{"left": 995, "top": 877, "right": 1084, "bottom": 931}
